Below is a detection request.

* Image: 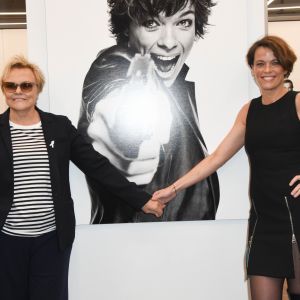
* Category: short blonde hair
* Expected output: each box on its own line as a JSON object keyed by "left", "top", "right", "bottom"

{"left": 1, "top": 56, "right": 45, "bottom": 93}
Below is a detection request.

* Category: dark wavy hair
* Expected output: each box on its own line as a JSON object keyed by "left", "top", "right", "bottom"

{"left": 107, "top": 0, "right": 215, "bottom": 45}
{"left": 246, "top": 35, "right": 297, "bottom": 78}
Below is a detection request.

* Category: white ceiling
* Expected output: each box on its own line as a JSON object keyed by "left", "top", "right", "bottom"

{"left": 0, "top": 0, "right": 299, "bottom": 29}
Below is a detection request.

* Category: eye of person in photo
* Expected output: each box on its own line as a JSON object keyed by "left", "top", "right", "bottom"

{"left": 79, "top": 0, "right": 220, "bottom": 224}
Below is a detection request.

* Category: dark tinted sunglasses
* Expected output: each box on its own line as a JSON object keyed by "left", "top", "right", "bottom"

{"left": 2, "top": 82, "right": 37, "bottom": 93}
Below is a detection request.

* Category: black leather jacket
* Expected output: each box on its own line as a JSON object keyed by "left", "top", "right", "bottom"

{"left": 78, "top": 45, "right": 219, "bottom": 223}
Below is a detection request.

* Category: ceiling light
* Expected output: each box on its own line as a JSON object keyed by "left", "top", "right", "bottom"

{"left": 268, "top": 5, "right": 300, "bottom": 10}
{"left": 0, "top": 23, "right": 26, "bottom": 25}
{"left": 0, "top": 12, "right": 26, "bottom": 16}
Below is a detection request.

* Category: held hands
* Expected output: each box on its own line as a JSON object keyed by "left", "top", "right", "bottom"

{"left": 142, "top": 183, "right": 178, "bottom": 217}
{"left": 152, "top": 185, "right": 177, "bottom": 205}
{"left": 290, "top": 175, "right": 300, "bottom": 198}
{"left": 142, "top": 198, "right": 166, "bottom": 218}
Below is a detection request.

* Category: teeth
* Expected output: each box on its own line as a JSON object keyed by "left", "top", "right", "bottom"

{"left": 157, "top": 55, "right": 176, "bottom": 61}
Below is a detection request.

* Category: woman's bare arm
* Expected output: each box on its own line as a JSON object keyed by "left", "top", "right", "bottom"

{"left": 153, "top": 102, "right": 250, "bottom": 203}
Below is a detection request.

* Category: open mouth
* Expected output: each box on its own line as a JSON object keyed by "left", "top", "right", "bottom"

{"left": 150, "top": 54, "right": 180, "bottom": 74}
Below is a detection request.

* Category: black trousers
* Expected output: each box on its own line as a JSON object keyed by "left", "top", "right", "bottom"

{"left": 0, "top": 230, "right": 72, "bottom": 300}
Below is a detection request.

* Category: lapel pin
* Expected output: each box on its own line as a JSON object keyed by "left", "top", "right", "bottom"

{"left": 49, "top": 140, "right": 55, "bottom": 148}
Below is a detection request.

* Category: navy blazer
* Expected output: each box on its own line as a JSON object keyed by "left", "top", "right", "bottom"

{"left": 0, "top": 108, "right": 150, "bottom": 250}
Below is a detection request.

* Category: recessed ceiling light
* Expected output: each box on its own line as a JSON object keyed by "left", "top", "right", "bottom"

{"left": 0, "top": 12, "right": 26, "bottom": 15}
{"left": 0, "top": 22, "right": 26, "bottom": 25}
{"left": 268, "top": 5, "right": 300, "bottom": 10}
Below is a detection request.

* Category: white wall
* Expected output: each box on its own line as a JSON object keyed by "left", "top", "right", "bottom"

{"left": 0, "top": 29, "right": 27, "bottom": 113}
{"left": 25, "top": 0, "right": 49, "bottom": 112}
{"left": 268, "top": 21, "right": 300, "bottom": 91}
{"left": 69, "top": 220, "right": 249, "bottom": 300}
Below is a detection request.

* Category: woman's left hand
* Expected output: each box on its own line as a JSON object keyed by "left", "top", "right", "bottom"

{"left": 290, "top": 175, "right": 300, "bottom": 198}
{"left": 152, "top": 186, "right": 176, "bottom": 204}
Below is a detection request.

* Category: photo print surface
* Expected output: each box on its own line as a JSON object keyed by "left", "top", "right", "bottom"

{"left": 78, "top": 0, "right": 220, "bottom": 223}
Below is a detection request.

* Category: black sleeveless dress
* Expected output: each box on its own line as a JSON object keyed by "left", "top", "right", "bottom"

{"left": 245, "top": 91, "right": 300, "bottom": 278}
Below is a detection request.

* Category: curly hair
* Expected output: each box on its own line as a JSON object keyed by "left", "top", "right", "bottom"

{"left": 246, "top": 35, "right": 297, "bottom": 78}
{"left": 107, "top": 0, "right": 215, "bottom": 45}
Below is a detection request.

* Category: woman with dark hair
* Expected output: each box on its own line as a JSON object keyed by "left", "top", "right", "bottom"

{"left": 78, "top": 0, "right": 220, "bottom": 224}
{"left": 154, "top": 35, "right": 300, "bottom": 299}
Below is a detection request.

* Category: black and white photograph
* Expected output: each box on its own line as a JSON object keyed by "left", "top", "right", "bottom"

{"left": 26, "top": 0, "right": 264, "bottom": 224}
{"left": 78, "top": 0, "right": 220, "bottom": 223}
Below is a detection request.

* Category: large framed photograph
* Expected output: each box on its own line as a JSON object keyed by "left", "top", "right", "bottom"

{"left": 26, "top": 0, "right": 265, "bottom": 224}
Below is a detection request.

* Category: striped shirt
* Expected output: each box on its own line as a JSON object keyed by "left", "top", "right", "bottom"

{"left": 2, "top": 121, "right": 56, "bottom": 237}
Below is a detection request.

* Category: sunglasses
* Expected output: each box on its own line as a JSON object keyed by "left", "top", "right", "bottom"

{"left": 2, "top": 82, "right": 37, "bottom": 93}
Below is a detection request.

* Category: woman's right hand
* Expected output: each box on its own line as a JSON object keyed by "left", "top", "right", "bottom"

{"left": 289, "top": 175, "right": 300, "bottom": 198}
